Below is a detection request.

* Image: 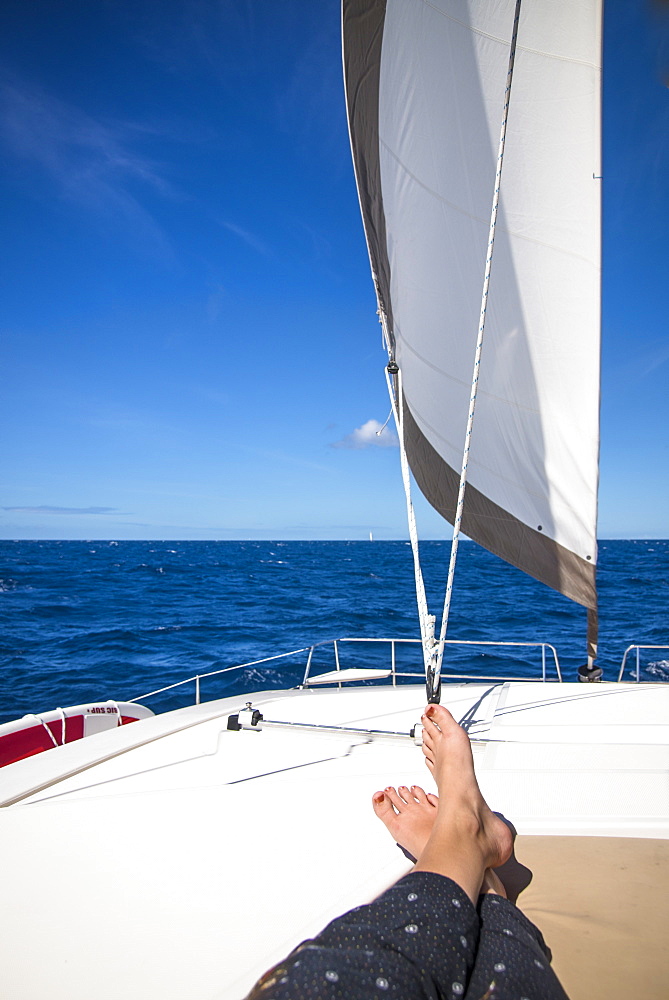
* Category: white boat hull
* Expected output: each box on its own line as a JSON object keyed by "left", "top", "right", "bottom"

{"left": 1, "top": 680, "right": 667, "bottom": 998}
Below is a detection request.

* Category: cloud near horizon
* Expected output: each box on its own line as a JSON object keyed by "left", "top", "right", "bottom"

{"left": 331, "top": 419, "right": 399, "bottom": 450}
{"left": 2, "top": 506, "right": 121, "bottom": 515}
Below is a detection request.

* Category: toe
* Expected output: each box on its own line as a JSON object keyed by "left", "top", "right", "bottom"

{"left": 424, "top": 704, "right": 454, "bottom": 728}
{"left": 385, "top": 786, "right": 407, "bottom": 812}
{"left": 411, "top": 785, "right": 438, "bottom": 808}
{"left": 371, "top": 791, "right": 395, "bottom": 824}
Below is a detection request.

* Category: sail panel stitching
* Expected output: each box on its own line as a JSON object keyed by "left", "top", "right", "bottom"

{"left": 378, "top": 138, "right": 598, "bottom": 266}
{"left": 419, "top": 0, "right": 599, "bottom": 70}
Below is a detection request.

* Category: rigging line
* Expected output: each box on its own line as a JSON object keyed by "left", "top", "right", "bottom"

{"left": 383, "top": 363, "right": 436, "bottom": 677}
{"left": 377, "top": 405, "right": 394, "bottom": 435}
{"left": 24, "top": 713, "right": 59, "bottom": 749}
{"left": 432, "top": 0, "right": 524, "bottom": 703}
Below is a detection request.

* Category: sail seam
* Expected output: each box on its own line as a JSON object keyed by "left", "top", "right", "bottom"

{"left": 398, "top": 339, "right": 542, "bottom": 415}
{"left": 408, "top": 411, "right": 549, "bottom": 502}
{"left": 379, "top": 140, "right": 598, "bottom": 266}
{"left": 407, "top": 398, "right": 598, "bottom": 508}
{"left": 403, "top": 402, "right": 597, "bottom": 605}
{"left": 419, "top": 0, "right": 599, "bottom": 70}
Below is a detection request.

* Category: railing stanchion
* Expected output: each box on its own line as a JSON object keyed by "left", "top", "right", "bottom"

{"left": 334, "top": 640, "right": 342, "bottom": 689}
{"left": 392, "top": 640, "right": 396, "bottom": 687}
{"left": 617, "top": 644, "right": 669, "bottom": 682}
{"left": 618, "top": 647, "right": 629, "bottom": 682}
{"left": 195, "top": 675, "right": 200, "bottom": 705}
{"left": 302, "top": 646, "right": 315, "bottom": 687}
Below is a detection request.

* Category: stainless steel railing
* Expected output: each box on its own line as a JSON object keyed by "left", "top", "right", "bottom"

{"left": 127, "top": 635, "right": 562, "bottom": 708}
{"left": 302, "top": 637, "right": 561, "bottom": 686}
{"left": 617, "top": 644, "right": 669, "bottom": 682}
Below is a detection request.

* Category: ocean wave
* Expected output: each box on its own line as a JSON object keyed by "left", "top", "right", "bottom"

{"left": 646, "top": 660, "right": 669, "bottom": 680}
{"left": 1, "top": 539, "right": 667, "bottom": 719}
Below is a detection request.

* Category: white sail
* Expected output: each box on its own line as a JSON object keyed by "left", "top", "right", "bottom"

{"left": 343, "top": 0, "right": 602, "bottom": 648}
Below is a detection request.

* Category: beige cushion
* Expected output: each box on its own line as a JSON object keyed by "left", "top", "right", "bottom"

{"left": 515, "top": 836, "right": 669, "bottom": 1000}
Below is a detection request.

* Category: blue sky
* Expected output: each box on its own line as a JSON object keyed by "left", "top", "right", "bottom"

{"left": 1, "top": 1, "right": 667, "bottom": 541}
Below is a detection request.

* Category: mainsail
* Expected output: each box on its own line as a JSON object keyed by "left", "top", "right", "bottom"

{"left": 343, "top": 0, "right": 602, "bottom": 657}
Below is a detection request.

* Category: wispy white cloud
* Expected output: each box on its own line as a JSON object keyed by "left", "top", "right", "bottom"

{"left": 253, "top": 448, "right": 332, "bottom": 474}
{"left": 331, "top": 419, "right": 399, "bottom": 450}
{"left": 2, "top": 506, "right": 121, "bottom": 515}
{"left": 608, "top": 337, "right": 669, "bottom": 384}
{"left": 0, "top": 74, "right": 175, "bottom": 257}
{"left": 132, "top": 0, "right": 262, "bottom": 84}
{"left": 639, "top": 340, "right": 669, "bottom": 376}
{"left": 220, "top": 220, "right": 271, "bottom": 256}
{"left": 274, "top": 10, "right": 344, "bottom": 161}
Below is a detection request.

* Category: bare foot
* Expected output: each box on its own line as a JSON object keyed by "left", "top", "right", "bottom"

{"left": 373, "top": 780, "right": 532, "bottom": 901}
{"left": 372, "top": 784, "right": 439, "bottom": 860}
{"left": 414, "top": 704, "right": 513, "bottom": 898}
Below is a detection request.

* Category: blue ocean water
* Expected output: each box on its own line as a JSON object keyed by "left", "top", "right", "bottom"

{"left": 1, "top": 539, "right": 667, "bottom": 724}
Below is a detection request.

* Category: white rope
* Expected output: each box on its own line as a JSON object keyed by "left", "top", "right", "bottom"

{"left": 57, "top": 706, "right": 66, "bottom": 745}
{"left": 434, "top": 0, "right": 523, "bottom": 692}
{"left": 384, "top": 365, "right": 436, "bottom": 674}
{"left": 376, "top": 405, "right": 394, "bottom": 436}
{"left": 107, "top": 700, "right": 122, "bottom": 726}
{"left": 25, "top": 713, "right": 59, "bottom": 748}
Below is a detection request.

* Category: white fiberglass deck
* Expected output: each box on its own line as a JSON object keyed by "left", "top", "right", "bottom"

{"left": 1, "top": 680, "right": 668, "bottom": 999}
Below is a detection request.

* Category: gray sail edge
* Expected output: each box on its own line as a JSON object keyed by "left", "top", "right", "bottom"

{"left": 402, "top": 400, "right": 598, "bottom": 645}
{"left": 342, "top": 0, "right": 395, "bottom": 353}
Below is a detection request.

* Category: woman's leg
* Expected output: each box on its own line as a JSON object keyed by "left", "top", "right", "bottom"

{"left": 463, "top": 878, "right": 569, "bottom": 1000}
{"left": 246, "top": 706, "right": 512, "bottom": 999}
{"left": 372, "top": 707, "right": 569, "bottom": 1000}
{"left": 408, "top": 705, "right": 513, "bottom": 904}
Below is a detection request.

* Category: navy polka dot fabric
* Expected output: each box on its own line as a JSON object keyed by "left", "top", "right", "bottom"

{"left": 247, "top": 872, "right": 569, "bottom": 999}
